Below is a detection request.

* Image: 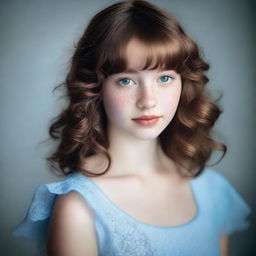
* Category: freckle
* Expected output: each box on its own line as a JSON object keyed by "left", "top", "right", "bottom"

{"left": 116, "top": 95, "right": 131, "bottom": 105}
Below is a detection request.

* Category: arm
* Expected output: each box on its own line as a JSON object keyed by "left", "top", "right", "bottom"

{"left": 220, "top": 236, "right": 229, "bottom": 256}
{"left": 47, "top": 192, "right": 98, "bottom": 256}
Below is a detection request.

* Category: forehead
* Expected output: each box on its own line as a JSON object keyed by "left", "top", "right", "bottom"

{"left": 123, "top": 36, "right": 182, "bottom": 73}
{"left": 125, "top": 37, "right": 166, "bottom": 70}
{"left": 125, "top": 37, "right": 151, "bottom": 70}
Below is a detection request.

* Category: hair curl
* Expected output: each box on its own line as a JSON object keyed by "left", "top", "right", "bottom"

{"left": 46, "top": 0, "right": 226, "bottom": 178}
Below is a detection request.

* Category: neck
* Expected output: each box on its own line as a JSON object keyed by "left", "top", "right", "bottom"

{"left": 105, "top": 124, "right": 176, "bottom": 178}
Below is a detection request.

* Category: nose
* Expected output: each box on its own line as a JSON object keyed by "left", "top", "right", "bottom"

{"left": 136, "top": 85, "right": 157, "bottom": 110}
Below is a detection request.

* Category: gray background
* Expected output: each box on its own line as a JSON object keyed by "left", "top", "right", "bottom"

{"left": 1, "top": 0, "right": 255, "bottom": 255}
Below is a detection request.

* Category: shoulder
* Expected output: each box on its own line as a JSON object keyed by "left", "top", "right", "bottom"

{"left": 200, "top": 169, "right": 251, "bottom": 236}
{"left": 47, "top": 191, "right": 98, "bottom": 256}
{"left": 51, "top": 191, "right": 95, "bottom": 222}
{"left": 196, "top": 168, "right": 230, "bottom": 187}
{"left": 193, "top": 168, "right": 236, "bottom": 200}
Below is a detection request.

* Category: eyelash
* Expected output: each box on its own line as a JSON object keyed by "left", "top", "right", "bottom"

{"left": 117, "top": 75, "right": 174, "bottom": 87}
{"left": 117, "top": 78, "right": 135, "bottom": 86}
{"left": 158, "top": 75, "right": 174, "bottom": 83}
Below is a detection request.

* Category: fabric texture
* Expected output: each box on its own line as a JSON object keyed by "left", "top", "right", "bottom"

{"left": 12, "top": 168, "right": 251, "bottom": 256}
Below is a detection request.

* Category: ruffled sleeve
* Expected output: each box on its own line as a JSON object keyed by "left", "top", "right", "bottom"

{"left": 210, "top": 170, "right": 251, "bottom": 237}
{"left": 12, "top": 184, "right": 56, "bottom": 240}
{"left": 12, "top": 174, "right": 93, "bottom": 248}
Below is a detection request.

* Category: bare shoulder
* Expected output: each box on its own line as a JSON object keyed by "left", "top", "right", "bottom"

{"left": 47, "top": 192, "right": 98, "bottom": 256}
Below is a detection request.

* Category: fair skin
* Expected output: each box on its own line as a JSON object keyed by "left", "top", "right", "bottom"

{"left": 47, "top": 37, "right": 229, "bottom": 255}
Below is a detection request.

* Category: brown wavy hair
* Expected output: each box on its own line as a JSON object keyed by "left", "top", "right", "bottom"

{"left": 46, "top": 0, "right": 226, "bottom": 178}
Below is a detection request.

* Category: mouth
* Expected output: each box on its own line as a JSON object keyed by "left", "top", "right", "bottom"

{"left": 132, "top": 115, "right": 161, "bottom": 126}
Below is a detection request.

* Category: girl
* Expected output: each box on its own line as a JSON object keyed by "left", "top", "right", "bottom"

{"left": 12, "top": 0, "right": 251, "bottom": 255}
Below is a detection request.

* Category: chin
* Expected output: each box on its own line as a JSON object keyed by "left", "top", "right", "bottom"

{"left": 128, "top": 129, "right": 163, "bottom": 141}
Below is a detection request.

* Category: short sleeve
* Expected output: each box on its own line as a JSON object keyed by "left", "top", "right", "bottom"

{"left": 11, "top": 184, "right": 57, "bottom": 255}
{"left": 12, "top": 184, "right": 56, "bottom": 240}
{"left": 11, "top": 174, "right": 96, "bottom": 255}
{"left": 210, "top": 170, "right": 251, "bottom": 237}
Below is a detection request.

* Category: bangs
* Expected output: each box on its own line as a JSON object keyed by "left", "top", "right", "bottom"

{"left": 99, "top": 31, "right": 188, "bottom": 77}
{"left": 95, "top": 1, "right": 191, "bottom": 77}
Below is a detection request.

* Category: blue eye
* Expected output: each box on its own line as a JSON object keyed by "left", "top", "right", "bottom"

{"left": 118, "top": 78, "right": 133, "bottom": 86}
{"left": 159, "top": 75, "right": 172, "bottom": 83}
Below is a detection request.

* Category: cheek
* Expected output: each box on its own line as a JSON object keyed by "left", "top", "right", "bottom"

{"left": 161, "top": 87, "right": 182, "bottom": 112}
{"left": 103, "top": 90, "right": 132, "bottom": 119}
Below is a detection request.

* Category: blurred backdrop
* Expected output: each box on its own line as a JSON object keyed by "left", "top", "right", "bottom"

{"left": 0, "top": 0, "right": 255, "bottom": 255}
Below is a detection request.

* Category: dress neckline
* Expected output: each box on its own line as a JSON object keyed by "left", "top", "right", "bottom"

{"left": 74, "top": 172, "right": 201, "bottom": 230}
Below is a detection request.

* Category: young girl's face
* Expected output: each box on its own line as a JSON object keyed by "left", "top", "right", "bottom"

{"left": 101, "top": 37, "right": 182, "bottom": 140}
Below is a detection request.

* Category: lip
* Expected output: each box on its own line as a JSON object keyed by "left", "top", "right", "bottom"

{"left": 132, "top": 115, "right": 160, "bottom": 127}
{"left": 132, "top": 115, "right": 160, "bottom": 120}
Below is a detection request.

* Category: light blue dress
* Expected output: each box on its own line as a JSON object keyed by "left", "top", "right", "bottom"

{"left": 12, "top": 168, "right": 251, "bottom": 256}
